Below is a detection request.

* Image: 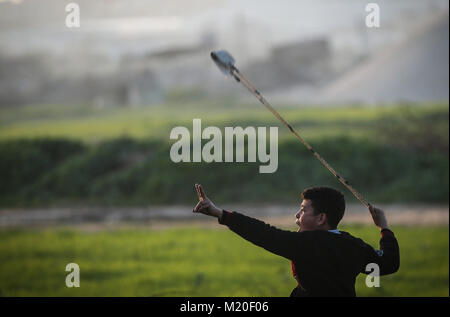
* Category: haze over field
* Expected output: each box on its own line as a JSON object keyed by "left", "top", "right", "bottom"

{"left": 1, "top": 0, "right": 448, "bottom": 106}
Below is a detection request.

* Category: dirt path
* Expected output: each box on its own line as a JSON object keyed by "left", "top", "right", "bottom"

{"left": 0, "top": 204, "right": 448, "bottom": 229}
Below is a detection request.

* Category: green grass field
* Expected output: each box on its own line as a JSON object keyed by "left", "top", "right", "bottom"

{"left": 0, "top": 102, "right": 447, "bottom": 297}
{"left": 0, "top": 224, "right": 448, "bottom": 297}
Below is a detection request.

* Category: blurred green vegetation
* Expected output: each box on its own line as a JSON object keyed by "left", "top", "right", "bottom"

{"left": 0, "top": 102, "right": 448, "bottom": 143}
{"left": 0, "top": 224, "right": 447, "bottom": 296}
{"left": 0, "top": 102, "right": 448, "bottom": 207}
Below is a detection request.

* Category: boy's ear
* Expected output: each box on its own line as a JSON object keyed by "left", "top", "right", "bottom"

{"left": 317, "top": 213, "right": 328, "bottom": 226}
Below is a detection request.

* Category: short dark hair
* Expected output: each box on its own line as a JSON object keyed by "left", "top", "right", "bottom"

{"left": 301, "top": 187, "right": 345, "bottom": 229}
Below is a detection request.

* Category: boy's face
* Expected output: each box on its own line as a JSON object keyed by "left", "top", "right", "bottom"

{"left": 295, "top": 199, "right": 320, "bottom": 232}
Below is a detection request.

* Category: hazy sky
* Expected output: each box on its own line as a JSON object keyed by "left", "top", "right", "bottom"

{"left": 0, "top": 0, "right": 448, "bottom": 58}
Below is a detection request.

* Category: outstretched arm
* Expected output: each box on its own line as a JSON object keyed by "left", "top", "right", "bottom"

{"left": 192, "top": 184, "right": 306, "bottom": 260}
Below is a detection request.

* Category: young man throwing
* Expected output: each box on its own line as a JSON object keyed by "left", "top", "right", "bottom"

{"left": 192, "top": 184, "right": 400, "bottom": 297}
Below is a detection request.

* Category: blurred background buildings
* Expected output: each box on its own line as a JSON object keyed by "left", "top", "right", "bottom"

{"left": 0, "top": 0, "right": 448, "bottom": 107}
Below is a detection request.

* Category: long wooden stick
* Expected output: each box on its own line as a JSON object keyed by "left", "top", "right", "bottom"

{"left": 231, "top": 66, "right": 371, "bottom": 208}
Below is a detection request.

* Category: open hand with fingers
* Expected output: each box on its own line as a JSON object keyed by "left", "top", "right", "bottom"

{"left": 368, "top": 205, "right": 389, "bottom": 230}
{"left": 193, "top": 184, "right": 223, "bottom": 218}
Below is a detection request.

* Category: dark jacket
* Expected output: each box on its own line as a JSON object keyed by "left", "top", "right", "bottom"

{"left": 218, "top": 210, "right": 400, "bottom": 297}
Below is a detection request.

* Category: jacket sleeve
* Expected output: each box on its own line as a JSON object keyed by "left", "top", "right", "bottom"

{"left": 218, "top": 210, "right": 309, "bottom": 260}
{"left": 362, "top": 229, "right": 400, "bottom": 275}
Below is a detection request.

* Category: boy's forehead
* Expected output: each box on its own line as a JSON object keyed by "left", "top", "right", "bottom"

{"left": 301, "top": 199, "right": 312, "bottom": 207}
